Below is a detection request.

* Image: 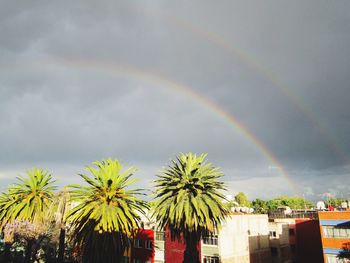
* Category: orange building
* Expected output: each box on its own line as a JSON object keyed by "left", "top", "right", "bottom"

{"left": 318, "top": 211, "right": 350, "bottom": 263}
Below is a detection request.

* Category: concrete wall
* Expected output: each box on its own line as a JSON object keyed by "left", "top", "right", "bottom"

{"left": 154, "top": 240, "right": 164, "bottom": 263}
{"left": 218, "top": 214, "right": 271, "bottom": 263}
{"left": 268, "top": 220, "right": 292, "bottom": 263}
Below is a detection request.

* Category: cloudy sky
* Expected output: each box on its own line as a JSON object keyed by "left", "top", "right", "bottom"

{"left": 1, "top": 0, "right": 350, "bottom": 200}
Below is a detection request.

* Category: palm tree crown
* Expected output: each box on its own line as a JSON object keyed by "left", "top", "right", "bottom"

{"left": 153, "top": 153, "right": 229, "bottom": 239}
{"left": 0, "top": 168, "right": 56, "bottom": 228}
{"left": 66, "top": 159, "right": 149, "bottom": 262}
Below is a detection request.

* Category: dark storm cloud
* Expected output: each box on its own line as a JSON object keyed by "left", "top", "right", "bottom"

{"left": 1, "top": 0, "right": 350, "bottom": 198}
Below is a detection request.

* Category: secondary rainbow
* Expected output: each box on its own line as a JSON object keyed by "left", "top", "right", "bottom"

{"left": 168, "top": 16, "right": 349, "bottom": 164}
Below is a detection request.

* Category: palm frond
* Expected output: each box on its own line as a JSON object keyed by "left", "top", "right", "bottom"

{"left": 0, "top": 168, "right": 56, "bottom": 230}
{"left": 152, "top": 153, "right": 229, "bottom": 240}
{"left": 66, "top": 158, "right": 149, "bottom": 262}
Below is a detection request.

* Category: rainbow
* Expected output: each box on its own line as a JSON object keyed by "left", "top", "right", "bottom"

{"left": 167, "top": 15, "right": 349, "bottom": 165}
{"left": 35, "top": 57, "right": 301, "bottom": 195}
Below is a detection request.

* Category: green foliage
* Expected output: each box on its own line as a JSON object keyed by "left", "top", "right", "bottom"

{"left": 66, "top": 159, "right": 149, "bottom": 262}
{"left": 0, "top": 220, "right": 60, "bottom": 263}
{"left": 252, "top": 199, "right": 268, "bottom": 214}
{"left": 152, "top": 153, "right": 229, "bottom": 237}
{"left": 0, "top": 238, "right": 26, "bottom": 263}
{"left": 234, "top": 192, "right": 251, "bottom": 207}
{"left": 325, "top": 198, "right": 345, "bottom": 207}
{"left": 337, "top": 247, "right": 350, "bottom": 260}
{"left": 152, "top": 153, "right": 229, "bottom": 263}
{"left": 266, "top": 196, "right": 314, "bottom": 210}
{"left": 0, "top": 191, "right": 17, "bottom": 231}
{"left": 0, "top": 168, "right": 56, "bottom": 229}
{"left": 0, "top": 168, "right": 56, "bottom": 262}
{"left": 225, "top": 200, "right": 239, "bottom": 210}
{"left": 249, "top": 196, "right": 315, "bottom": 214}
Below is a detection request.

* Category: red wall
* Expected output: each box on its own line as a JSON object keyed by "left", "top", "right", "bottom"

{"left": 295, "top": 219, "right": 324, "bottom": 263}
{"left": 164, "top": 228, "right": 201, "bottom": 263}
{"left": 131, "top": 229, "right": 154, "bottom": 262}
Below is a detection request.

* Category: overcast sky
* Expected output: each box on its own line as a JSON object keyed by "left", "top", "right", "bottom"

{"left": 1, "top": 0, "right": 350, "bottom": 200}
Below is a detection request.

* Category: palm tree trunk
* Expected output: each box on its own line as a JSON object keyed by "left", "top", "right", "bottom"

{"left": 183, "top": 232, "right": 200, "bottom": 263}
{"left": 57, "top": 187, "right": 68, "bottom": 263}
{"left": 57, "top": 227, "right": 65, "bottom": 263}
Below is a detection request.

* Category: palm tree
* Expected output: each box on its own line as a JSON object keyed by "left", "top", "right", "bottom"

{"left": 0, "top": 168, "right": 56, "bottom": 263}
{"left": 152, "top": 153, "right": 229, "bottom": 263}
{"left": 0, "top": 190, "right": 17, "bottom": 262}
{"left": 66, "top": 159, "right": 149, "bottom": 263}
{"left": 0, "top": 189, "right": 17, "bottom": 229}
{"left": 1, "top": 168, "right": 56, "bottom": 224}
{"left": 337, "top": 242, "right": 350, "bottom": 260}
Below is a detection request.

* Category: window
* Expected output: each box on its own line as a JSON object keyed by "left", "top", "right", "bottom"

{"left": 339, "top": 228, "right": 348, "bottom": 238}
{"left": 323, "top": 226, "right": 350, "bottom": 238}
{"left": 324, "top": 226, "right": 334, "bottom": 237}
{"left": 134, "top": 239, "right": 142, "bottom": 248}
{"left": 145, "top": 240, "right": 152, "bottom": 250}
{"left": 156, "top": 231, "right": 165, "bottom": 241}
{"left": 203, "top": 256, "right": 219, "bottom": 263}
{"left": 203, "top": 235, "right": 218, "bottom": 246}
{"left": 334, "top": 228, "right": 340, "bottom": 237}
{"left": 269, "top": 231, "right": 277, "bottom": 238}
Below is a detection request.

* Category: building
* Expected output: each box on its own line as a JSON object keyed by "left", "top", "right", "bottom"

{"left": 154, "top": 231, "right": 165, "bottom": 263}
{"left": 201, "top": 233, "right": 220, "bottom": 263}
{"left": 318, "top": 211, "right": 350, "bottom": 263}
{"left": 295, "top": 219, "right": 324, "bottom": 263}
{"left": 268, "top": 219, "right": 293, "bottom": 263}
{"left": 161, "top": 213, "right": 271, "bottom": 263}
{"left": 163, "top": 228, "right": 202, "bottom": 263}
{"left": 268, "top": 218, "right": 324, "bottom": 263}
{"left": 121, "top": 211, "right": 157, "bottom": 263}
{"left": 128, "top": 209, "right": 324, "bottom": 263}
{"left": 218, "top": 214, "right": 271, "bottom": 263}
{"left": 131, "top": 228, "right": 154, "bottom": 263}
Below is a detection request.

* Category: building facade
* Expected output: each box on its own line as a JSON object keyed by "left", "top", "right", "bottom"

{"left": 268, "top": 217, "right": 323, "bottom": 263}
{"left": 295, "top": 219, "right": 324, "bottom": 263}
{"left": 160, "top": 213, "right": 271, "bottom": 263}
{"left": 130, "top": 229, "right": 154, "bottom": 263}
{"left": 318, "top": 211, "right": 350, "bottom": 263}
{"left": 126, "top": 211, "right": 324, "bottom": 263}
{"left": 218, "top": 214, "right": 271, "bottom": 263}
{"left": 268, "top": 219, "right": 293, "bottom": 263}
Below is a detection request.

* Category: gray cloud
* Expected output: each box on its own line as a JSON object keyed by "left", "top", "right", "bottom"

{"left": 1, "top": 0, "right": 350, "bottom": 199}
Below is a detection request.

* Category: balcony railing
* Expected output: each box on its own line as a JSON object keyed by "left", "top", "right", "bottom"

{"left": 268, "top": 210, "right": 319, "bottom": 219}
